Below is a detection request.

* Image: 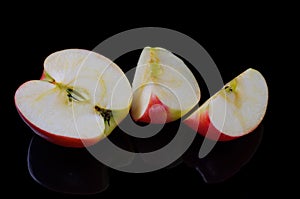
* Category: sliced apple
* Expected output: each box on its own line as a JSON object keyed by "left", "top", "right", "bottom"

{"left": 184, "top": 68, "right": 268, "bottom": 141}
{"left": 15, "top": 49, "right": 132, "bottom": 147}
{"left": 131, "top": 47, "right": 200, "bottom": 123}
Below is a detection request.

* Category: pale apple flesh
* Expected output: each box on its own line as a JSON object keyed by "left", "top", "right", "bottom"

{"left": 15, "top": 49, "right": 132, "bottom": 147}
{"left": 184, "top": 68, "right": 268, "bottom": 141}
{"left": 131, "top": 47, "right": 200, "bottom": 123}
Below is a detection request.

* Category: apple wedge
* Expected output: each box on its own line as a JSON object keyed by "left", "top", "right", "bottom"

{"left": 184, "top": 68, "right": 268, "bottom": 141}
{"left": 15, "top": 49, "right": 132, "bottom": 147}
{"left": 131, "top": 47, "right": 200, "bottom": 123}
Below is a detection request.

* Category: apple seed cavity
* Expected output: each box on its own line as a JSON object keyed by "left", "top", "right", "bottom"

{"left": 149, "top": 48, "right": 163, "bottom": 79}
{"left": 224, "top": 79, "right": 237, "bottom": 93}
{"left": 95, "top": 105, "right": 113, "bottom": 126}
{"left": 66, "top": 88, "right": 88, "bottom": 102}
{"left": 224, "top": 85, "right": 233, "bottom": 92}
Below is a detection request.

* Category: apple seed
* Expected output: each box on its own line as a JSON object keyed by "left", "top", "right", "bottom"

{"left": 224, "top": 85, "right": 233, "bottom": 92}
{"left": 95, "top": 106, "right": 113, "bottom": 126}
{"left": 66, "top": 88, "right": 88, "bottom": 102}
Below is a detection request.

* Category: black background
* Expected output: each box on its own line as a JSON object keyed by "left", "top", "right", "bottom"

{"left": 3, "top": 5, "right": 292, "bottom": 198}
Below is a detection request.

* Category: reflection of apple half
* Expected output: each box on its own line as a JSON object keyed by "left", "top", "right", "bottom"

{"left": 184, "top": 68, "right": 268, "bottom": 141}
{"left": 131, "top": 47, "right": 200, "bottom": 123}
{"left": 15, "top": 49, "right": 132, "bottom": 147}
{"left": 28, "top": 136, "right": 109, "bottom": 194}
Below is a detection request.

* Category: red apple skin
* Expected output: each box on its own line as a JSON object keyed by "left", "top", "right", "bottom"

{"left": 136, "top": 94, "right": 173, "bottom": 124}
{"left": 184, "top": 109, "right": 240, "bottom": 141}
{"left": 40, "top": 71, "right": 46, "bottom": 80}
{"left": 15, "top": 104, "right": 100, "bottom": 148}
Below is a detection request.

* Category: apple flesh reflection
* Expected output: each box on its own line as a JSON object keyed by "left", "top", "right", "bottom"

{"left": 15, "top": 49, "right": 132, "bottom": 147}
{"left": 184, "top": 68, "right": 268, "bottom": 141}
{"left": 131, "top": 47, "right": 200, "bottom": 123}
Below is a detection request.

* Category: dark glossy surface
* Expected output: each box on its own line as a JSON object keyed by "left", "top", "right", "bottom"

{"left": 28, "top": 136, "right": 109, "bottom": 194}
{"left": 26, "top": 123, "right": 263, "bottom": 194}
{"left": 183, "top": 125, "right": 264, "bottom": 183}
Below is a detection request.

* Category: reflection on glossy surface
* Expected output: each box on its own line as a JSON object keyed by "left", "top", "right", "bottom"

{"left": 27, "top": 123, "right": 263, "bottom": 191}
{"left": 183, "top": 124, "right": 263, "bottom": 183}
{"left": 27, "top": 135, "right": 109, "bottom": 194}
{"left": 132, "top": 121, "right": 180, "bottom": 153}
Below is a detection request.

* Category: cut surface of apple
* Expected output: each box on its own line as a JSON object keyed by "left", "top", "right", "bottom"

{"left": 15, "top": 49, "right": 132, "bottom": 147}
{"left": 184, "top": 68, "right": 268, "bottom": 141}
{"left": 131, "top": 47, "right": 200, "bottom": 123}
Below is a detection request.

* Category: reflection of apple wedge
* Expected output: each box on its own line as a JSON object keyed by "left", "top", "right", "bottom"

{"left": 28, "top": 135, "right": 109, "bottom": 194}
{"left": 183, "top": 124, "right": 263, "bottom": 183}
{"left": 184, "top": 68, "right": 268, "bottom": 141}
{"left": 131, "top": 47, "right": 200, "bottom": 123}
{"left": 15, "top": 49, "right": 132, "bottom": 147}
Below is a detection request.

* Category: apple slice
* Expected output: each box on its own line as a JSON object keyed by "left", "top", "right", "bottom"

{"left": 131, "top": 47, "right": 200, "bottom": 123}
{"left": 184, "top": 68, "right": 268, "bottom": 141}
{"left": 15, "top": 49, "right": 132, "bottom": 147}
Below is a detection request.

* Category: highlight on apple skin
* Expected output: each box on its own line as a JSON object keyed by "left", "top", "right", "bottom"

{"left": 15, "top": 49, "right": 132, "bottom": 147}
{"left": 130, "top": 47, "right": 201, "bottom": 124}
{"left": 184, "top": 68, "right": 268, "bottom": 141}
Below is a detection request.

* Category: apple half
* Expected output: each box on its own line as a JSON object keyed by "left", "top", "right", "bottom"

{"left": 15, "top": 49, "right": 132, "bottom": 147}
{"left": 184, "top": 68, "right": 268, "bottom": 141}
{"left": 131, "top": 47, "right": 200, "bottom": 123}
